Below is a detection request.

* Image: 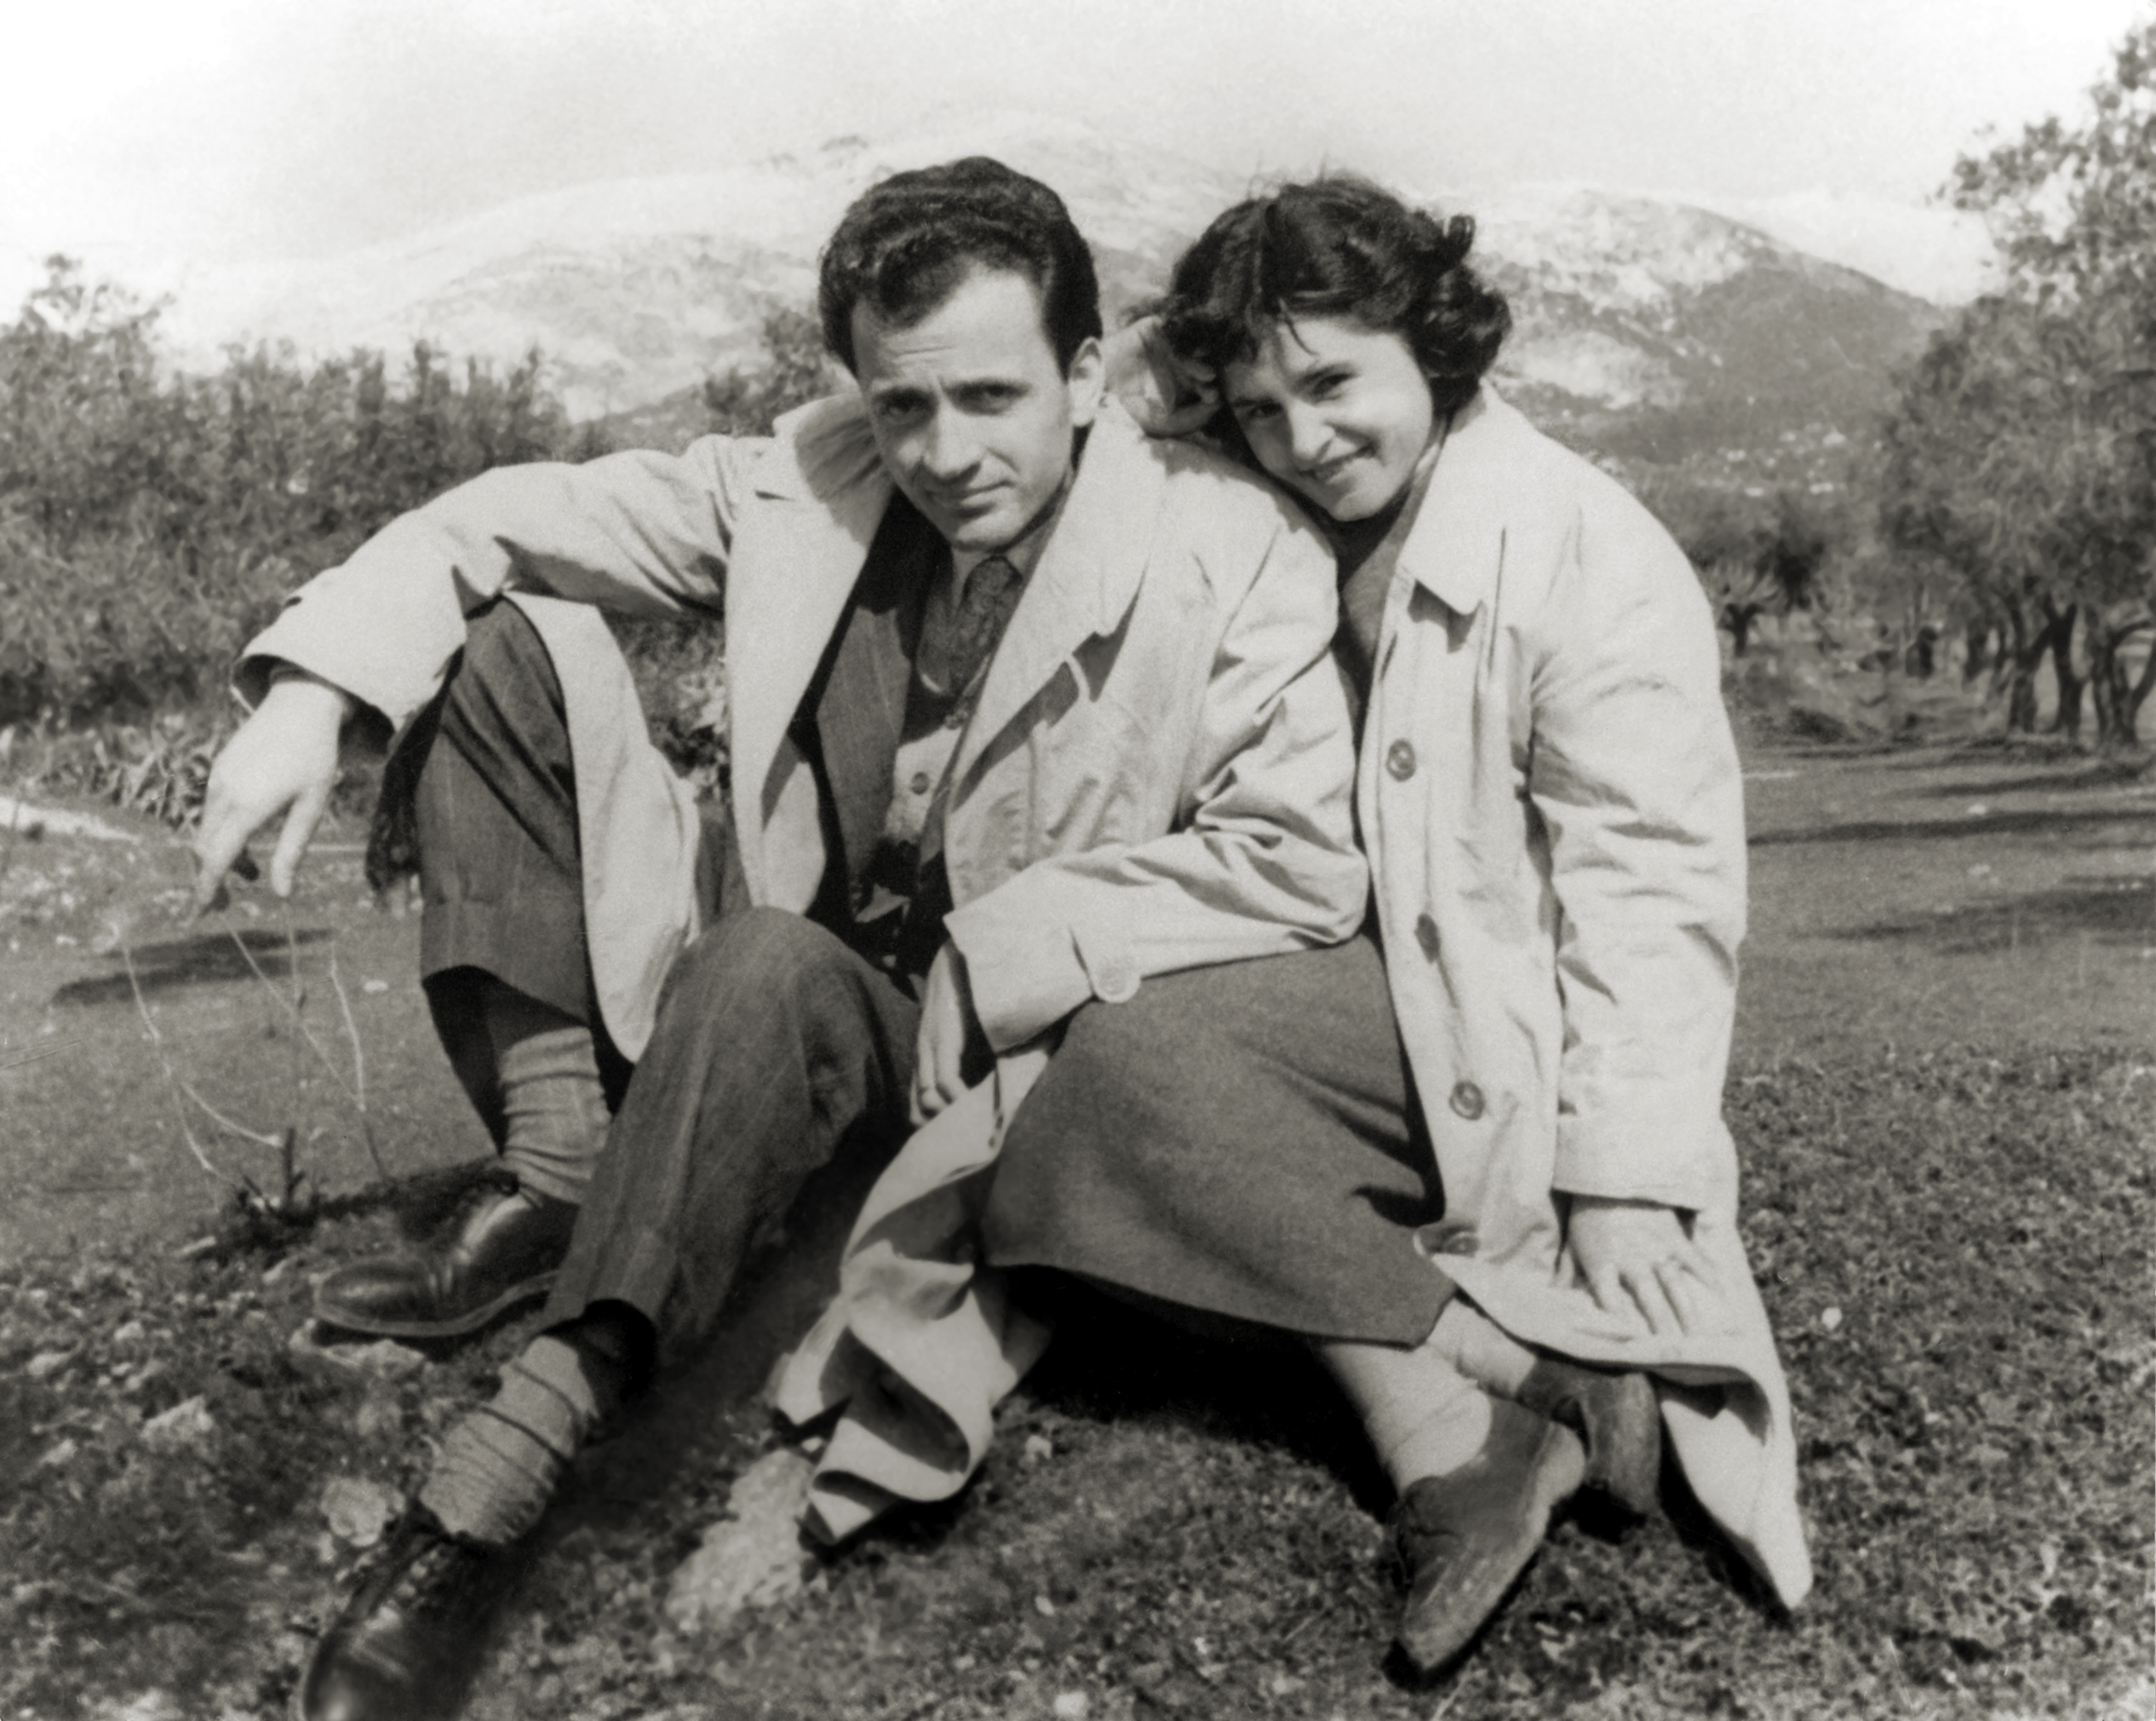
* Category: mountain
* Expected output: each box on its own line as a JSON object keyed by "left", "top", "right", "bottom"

{"left": 148, "top": 115, "right": 1948, "bottom": 482}
{"left": 1465, "top": 183, "right": 1948, "bottom": 481}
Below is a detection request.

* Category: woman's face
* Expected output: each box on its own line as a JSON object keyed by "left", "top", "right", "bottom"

{"left": 1221, "top": 317, "right": 1439, "bottom": 522}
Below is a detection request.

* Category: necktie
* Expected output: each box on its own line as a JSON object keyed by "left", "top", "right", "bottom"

{"left": 925, "top": 552, "right": 1025, "bottom": 725}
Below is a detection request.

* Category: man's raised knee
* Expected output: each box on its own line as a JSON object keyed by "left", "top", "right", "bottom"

{"left": 670, "top": 906, "right": 852, "bottom": 1004}
{"left": 453, "top": 602, "right": 564, "bottom": 714}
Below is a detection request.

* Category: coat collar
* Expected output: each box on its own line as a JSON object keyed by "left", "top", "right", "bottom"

{"left": 726, "top": 396, "right": 894, "bottom": 833}
{"left": 1396, "top": 386, "right": 1538, "bottom": 618}
{"left": 729, "top": 394, "right": 1164, "bottom": 827}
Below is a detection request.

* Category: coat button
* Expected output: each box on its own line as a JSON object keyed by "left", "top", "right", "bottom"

{"left": 1386, "top": 739, "right": 1417, "bottom": 781}
{"left": 909, "top": 772, "right": 931, "bottom": 795}
{"left": 1091, "top": 953, "right": 1140, "bottom": 1003}
{"left": 1449, "top": 1080, "right": 1485, "bottom": 1121}
{"left": 1441, "top": 1229, "right": 1481, "bottom": 1258}
{"left": 1414, "top": 913, "right": 1440, "bottom": 959}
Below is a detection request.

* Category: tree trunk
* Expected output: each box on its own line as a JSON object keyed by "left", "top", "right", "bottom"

{"left": 2045, "top": 601, "right": 2083, "bottom": 739}
{"left": 2088, "top": 613, "right": 2154, "bottom": 750}
{"left": 2001, "top": 605, "right": 2044, "bottom": 734}
{"left": 1962, "top": 619, "right": 1991, "bottom": 685}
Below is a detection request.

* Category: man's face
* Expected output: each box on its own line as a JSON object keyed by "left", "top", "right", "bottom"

{"left": 852, "top": 267, "right": 1103, "bottom": 553}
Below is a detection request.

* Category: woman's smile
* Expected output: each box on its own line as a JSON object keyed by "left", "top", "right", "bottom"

{"left": 1224, "top": 316, "right": 1440, "bottom": 523}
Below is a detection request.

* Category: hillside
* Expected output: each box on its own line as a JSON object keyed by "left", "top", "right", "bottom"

{"left": 148, "top": 115, "right": 1948, "bottom": 481}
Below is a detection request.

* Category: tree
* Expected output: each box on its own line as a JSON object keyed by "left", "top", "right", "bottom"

{"left": 1882, "top": 22, "right": 2156, "bottom": 747}
{"left": 1651, "top": 481, "right": 1838, "bottom": 657}
{"left": 0, "top": 259, "right": 187, "bottom": 550}
{"left": 0, "top": 264, "right": 594, "bottom": 729}
{"left": 700, "top": 306, "right": 841, "bottom": 437}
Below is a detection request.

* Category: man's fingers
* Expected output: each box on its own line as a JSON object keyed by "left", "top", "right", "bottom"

{"left": 268, "top": 780, "right": 329, "bottom": 898}
{"left": 191, "top": 797, "right": 255, "bottom": 912}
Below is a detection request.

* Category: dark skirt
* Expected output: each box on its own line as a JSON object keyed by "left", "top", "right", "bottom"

{"left": 982, "top": 933, "right": 1454, "bottom": 1347}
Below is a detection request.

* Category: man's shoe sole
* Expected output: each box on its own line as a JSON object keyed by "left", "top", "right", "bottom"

{"left": 312, "top": 1272, "right": 559, "bottom": 1340}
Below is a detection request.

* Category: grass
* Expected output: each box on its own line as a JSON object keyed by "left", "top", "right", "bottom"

{"left": 2, "top": 725, "right": 2152, "bottom": 1719}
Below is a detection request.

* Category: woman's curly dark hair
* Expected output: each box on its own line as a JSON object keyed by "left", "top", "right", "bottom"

{"left": 1162, "top": 177, "right": 1510, "bottom": 419}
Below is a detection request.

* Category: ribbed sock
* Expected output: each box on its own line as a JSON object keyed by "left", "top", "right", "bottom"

{"left": 418, "top": 1331, "right": 623, "bottom": 1546}
{"left": 488, "top": 996, "right": 609, "bottom": 1205}
{"left": 1425, "top": 1299, "right": 1539, "bottom": 1399}
{"left": 1316, "top": 1339, "right": 1495, "bottom": 1492}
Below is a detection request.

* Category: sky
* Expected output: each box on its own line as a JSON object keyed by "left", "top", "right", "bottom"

{"left": 1, "top": 0, "right": 2147, "bottom": 288}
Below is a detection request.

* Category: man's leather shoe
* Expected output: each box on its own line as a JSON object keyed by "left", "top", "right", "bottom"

{"left": 314, "top": 1171, "right": 579, "bottom": 1338}
{"left": 297, "top": 1505, "right": 515, "bottom": 1721}
{"left": 1514, "top": 1356, "right": 1662, "bottom": 1520}
{"left": 1391, "top": 1399, "right": 1585, "bottom": 1676}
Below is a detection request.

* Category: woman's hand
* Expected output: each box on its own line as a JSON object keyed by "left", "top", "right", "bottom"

{"left": 1567, "top": 1197, "right": 1721, "bottom": 1338}
{"left": 1103, "top": 316, "right": 1219, "bottom": 438}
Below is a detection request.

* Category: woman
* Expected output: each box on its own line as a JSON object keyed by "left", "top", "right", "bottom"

{"left": 789, "top": 177, "right": 1810, "bottom": 1675}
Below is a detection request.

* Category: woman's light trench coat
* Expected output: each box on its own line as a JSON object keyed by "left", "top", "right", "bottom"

{"left": 780, "top": 388, "right": 1814, "bottom": 1610}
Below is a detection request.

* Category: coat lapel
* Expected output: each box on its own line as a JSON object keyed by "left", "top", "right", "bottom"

{"left": 1397, "top": 388, "right": 1526, "bottom": 620}
{"left": 726, "top": 398, "right": 894, "bottom": 831}
{"left": 951, "top": 405, "right": 1163, "bottom": 793}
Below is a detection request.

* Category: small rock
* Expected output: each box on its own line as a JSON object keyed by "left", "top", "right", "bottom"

{"left": 665, "top": 1447, "right": 818, "bottom": 1636}
{"left": 142, "top": 1395, "right": 216, "bottom": 1452}
{"left": 111, "top": 1320, "right": 144, "bottom": 1345}
{"left": 1819, "top": 1307, "right": 1843, "bottom": 1332}
{"left": 38, "top": 1437, "right": 78, "bottom": 1470}
{"left": 321, "top": 1476, "right": 399, "bottom": 1549}
{"left": 354, "top": 1387, "right": 404, "bottom": 1442}
{"left": 288, "top": 1321, "right": 427, "bottom": 1384}
{"left": 1053, "top": 1694, "right": 1090, "bottom": 1719}
{"left": 1023, "top": 1433, "right": 1054, "bottom": 1464}
{"left": 1035, "top": 1593, "right": 1056, "bottom": 1617}
{"left": 26, "top": 1347, "right": 76, "bottom": 1380}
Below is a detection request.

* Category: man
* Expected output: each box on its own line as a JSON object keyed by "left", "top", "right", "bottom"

{"left": 192, "top": 158, "right": 1365, "bottom": 1721}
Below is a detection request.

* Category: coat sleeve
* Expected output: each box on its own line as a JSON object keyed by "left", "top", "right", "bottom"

{"left": 237, "top": 439, "right": 751, "bottom": 736}
{"left": 944, "top": 519, "right": 1370, "bottom": 1054}
{"left": 1526, "top": 487, "right": 1747, "bottom": 1209}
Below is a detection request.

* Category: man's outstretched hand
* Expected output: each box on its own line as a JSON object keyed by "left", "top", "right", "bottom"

{"left": 191, "top": 672, "right": 357, "bottom": 913}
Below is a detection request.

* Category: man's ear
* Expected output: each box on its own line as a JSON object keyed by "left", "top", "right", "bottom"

{"left": 1063, "top": 336, "right": 1105, "bottom": 428}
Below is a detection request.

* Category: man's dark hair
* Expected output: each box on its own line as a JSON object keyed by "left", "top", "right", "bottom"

{"left": 1163, "top": 176, "right": 1510, "bottom": 420}
{"left": 818, "top": 156, "right": 1104, "bottom": 376}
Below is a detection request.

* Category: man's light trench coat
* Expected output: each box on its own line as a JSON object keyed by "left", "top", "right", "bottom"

{"left": 242, "top": 399, "right": 1369, "bottom": 1071}
{"left": 785, "top": 390, "right": 1814, "bottom": 1611}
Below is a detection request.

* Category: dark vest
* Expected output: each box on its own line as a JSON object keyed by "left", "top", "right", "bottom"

{"left": 784, "top": 495, "right": 949, "bottom": 979}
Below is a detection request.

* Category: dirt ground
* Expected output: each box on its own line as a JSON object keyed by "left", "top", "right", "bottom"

{"left": 2, "top": 711, "right": 2151, "bottom": 1719}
